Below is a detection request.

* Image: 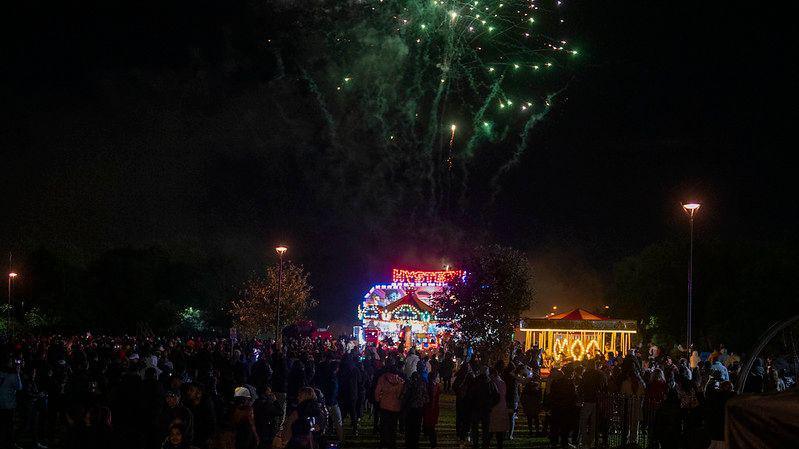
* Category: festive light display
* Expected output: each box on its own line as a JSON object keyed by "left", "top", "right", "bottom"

{"left": 519, "top": 308, "right": 638, "bottom": 366}
{"left": 271, "top": 0, "right": 578, "bottom": 209}
{"left": 392, "top": 269, "right": 465, "bottom": 284}
{"left": 355, "top": 268, "right": 461, "bottom": 348}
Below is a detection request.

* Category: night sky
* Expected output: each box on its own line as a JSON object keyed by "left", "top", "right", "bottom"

{"left": 2, "top": 1, "right": 793, "bottom": 321}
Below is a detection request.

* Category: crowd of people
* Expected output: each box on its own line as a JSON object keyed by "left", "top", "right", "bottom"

{"left": 0, "top": 334, "right": 794, "bottom": 449}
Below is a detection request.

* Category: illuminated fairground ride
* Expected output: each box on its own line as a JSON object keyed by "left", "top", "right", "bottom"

{"left": 355, "top": 269, "right": 464, "bottom": 350}
{"left": 518, "top": 308, "right": 637, "bottom": 366}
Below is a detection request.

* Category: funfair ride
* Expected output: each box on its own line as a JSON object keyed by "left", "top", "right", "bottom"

{"left": 355, "top": 269, "right": 464, "bottom": 349}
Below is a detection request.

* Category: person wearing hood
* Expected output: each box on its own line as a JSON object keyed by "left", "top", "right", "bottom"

{"left": 339, "top": 354, "right": 364, "bottom": 437}
{"left": 487, "top": 365, "right": 509, "bottom": 449}
{"left": 744, "top": 357, "right": 765, "bottom": 393}
{"left": 453, "top": 361, "right": 475, "bottom": 447}
{"left": 709, "top": 359, "right": 729, "bottom": 382}
{"left": 375, "top": 364, "right": 405, "bottom": 449}
{"left": 402, "top": 371, "right": 429, "bottom": 449}
{"left": 548, "top": 367, "right": 577, "bottom": 449}
{"left": 689, "top": 351, "right": 700, "bottom": 369}
{"left": 403, "top": 349, "right": 420, "bottom": 379}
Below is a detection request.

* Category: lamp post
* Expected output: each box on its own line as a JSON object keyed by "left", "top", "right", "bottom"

{"left": 275, "top": 245, "right": 288, "bottom": 342}
{"left": 8, "top": 272, "right": 17, "bottom": 338}
{"left": 682, "top": 202, "right": 701, "bottom": 349}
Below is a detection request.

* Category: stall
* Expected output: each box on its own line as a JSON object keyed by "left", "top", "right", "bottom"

{"left": 519, "top": 308, "right": 637, "bottom": 365}
{"left": 356, "top": 268, "right": 463, "bottom": 349}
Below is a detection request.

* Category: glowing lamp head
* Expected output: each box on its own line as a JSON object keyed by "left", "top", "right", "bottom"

{"left": 275, "top": 245, "right": 288, "bottom": 255}
{"left": 552, "top": 305, "right": 558, "bottom": 310}
{"left": 450, "top": 124, "right": 456, "bottom": 131}
{"left": 8, "top": 272, "right": 18, "bottom": 278}
{"left": 682, "top": 202, "right": 701, "bottom": 217}
{"left": 682, "top": 203, "right": 700, "bottom": 211}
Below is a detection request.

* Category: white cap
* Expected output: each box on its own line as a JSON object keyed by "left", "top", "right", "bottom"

{"left": 234, "top": 387, "right": 252, "bottom": 398}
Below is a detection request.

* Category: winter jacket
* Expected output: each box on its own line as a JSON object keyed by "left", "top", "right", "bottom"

{"left": 375, "top": 372, "right": 404, "bottom": 412}
{"left": 254, "top": 396, "right": 282, "bottom": 445}
{"left": 467, "top": 373, "right": 497, "bottom": 420}
{"left": 578, "top": 368, "right": 607, "bottom": 403}
{"left": 488, "top": 376, "right": 509, "bottom": 433}
{"left": 403, "top": 354, "right": 420, "bottom": 378}
{"left": 548, "top": 376, "right": 577, "bottom": 410}
{"left": 520, "top": 381, "right": 541, "bottom": 416}
{"left": 422, "top": 381, "right": 441, "bottom": 427}
{"left": 402, "top": 374, "right": 429, "bottom": 410}
{"left": 338, "top": 360, "right": 362, "bottom": 409}
{"left": 0, "top": 370, "right": 22, "bottom": 409}
{"left": 709, "top": 361, "right": 729, "bottom": 381}
{"left": 502, "top": 370, "right": 520, "bottom": 409}
{"left": 318, "top": 364, "right": 339, "bottom": 407}
{"left": 270, "top": 353, "right": 288, "bottom": 394}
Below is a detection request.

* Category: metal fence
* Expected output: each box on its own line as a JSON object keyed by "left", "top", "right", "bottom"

{"left": 594, "top": 393, "right": 661, "bottom": 448}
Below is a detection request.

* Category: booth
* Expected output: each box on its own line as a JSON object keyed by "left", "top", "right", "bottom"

{"left": 519, "top": 308, "right": 637, "bottom": 365}
{"left": 356, "top": 268, "right": 463, "bottom": 349}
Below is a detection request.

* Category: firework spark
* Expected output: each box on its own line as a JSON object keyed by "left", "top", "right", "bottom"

{"left": 269, "top": 0, "right": 579, "bottom": 215}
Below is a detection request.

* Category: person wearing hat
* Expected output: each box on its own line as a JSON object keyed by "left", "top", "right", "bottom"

{"left": 234, "top": 387, "right": 254, "bottom": 407}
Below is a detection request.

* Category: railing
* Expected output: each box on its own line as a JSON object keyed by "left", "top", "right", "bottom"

{"left": 531, "top": 391, "right": 665, "bottom": 448}
{"left": 592, "top": 393, "right": 662, "bottom": 448}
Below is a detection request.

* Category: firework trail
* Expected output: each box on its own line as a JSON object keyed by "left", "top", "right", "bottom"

{"left": 269, "top": 0, "right": 579, "bottom": 216}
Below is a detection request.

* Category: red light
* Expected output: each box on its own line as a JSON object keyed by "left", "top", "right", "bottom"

{"left": 392, "top": 269, "right": 463, "bottom": 284}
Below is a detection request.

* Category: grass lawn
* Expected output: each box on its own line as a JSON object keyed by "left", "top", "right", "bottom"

{"left": 344, "top": 393, "right": 552, "bottom": 448}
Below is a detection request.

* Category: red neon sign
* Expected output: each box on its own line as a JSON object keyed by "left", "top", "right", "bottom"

{"left": 392, "top": 269, "right": 464, "bottom": 284}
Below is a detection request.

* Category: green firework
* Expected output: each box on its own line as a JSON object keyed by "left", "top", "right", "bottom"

{"left": 271, "top": 0, "right": 579, "bottom": 210}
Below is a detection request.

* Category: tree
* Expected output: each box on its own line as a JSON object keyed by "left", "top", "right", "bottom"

{"left": 177, "top": 306, "right": 207, "bottom": 334}
{"left": 611, "top": 238, "right": 799, "bottom": 351}
{"left": 610, "top": 240, "right": 685, "bottom": 347}
{"left": 230, "top": 262, "right": 317, "bottom": 339}
{"left": 435, "top": 245, "right": 535, "bottom": 358}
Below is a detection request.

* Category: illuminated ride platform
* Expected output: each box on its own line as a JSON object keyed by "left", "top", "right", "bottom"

{"left": 355, "top": 269, "right": 464, "bottom": 350}
{"left": 519, "top": 308, "right": 637, "bottom": 367}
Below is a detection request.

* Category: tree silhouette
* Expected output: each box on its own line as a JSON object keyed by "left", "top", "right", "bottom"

{"left": 436, "top": 245, "right": 535, "bottom": 358}
{"left": 230, "top": 262, "right": 317, "bottom": 339}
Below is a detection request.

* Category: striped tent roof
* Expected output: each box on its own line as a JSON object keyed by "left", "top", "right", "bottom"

{"left": 385, "top": 291, "right": 436, "bottom": 314}
{"left": 547, "top": 308, "right": 607, "bottom": 320}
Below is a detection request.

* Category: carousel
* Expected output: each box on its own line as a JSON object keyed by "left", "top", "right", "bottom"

{"left": 519, "top": 308, "right": 637, "bottom": 366}
{"left": 355, "top": 268, "right": 463, "bottom": 349}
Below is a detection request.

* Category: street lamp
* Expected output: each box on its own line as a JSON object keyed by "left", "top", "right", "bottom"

{"left": 7, "top": 272, "right": 17, "bottom": 338}
{"left": 275, "top": 245, "right": 288, "bottom": 342}
{"left": 682, "top": 202, "right": 701, "bottom": 349}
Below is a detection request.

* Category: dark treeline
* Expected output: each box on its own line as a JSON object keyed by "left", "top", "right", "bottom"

{"left": 7, "top": 247, "right": 240, "bottom": 334}
{"left": 6, "top": 235, "right": 798, "bottom": 356}
{"left": 610, "top": 237, "right": 799, "bottom": 352}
